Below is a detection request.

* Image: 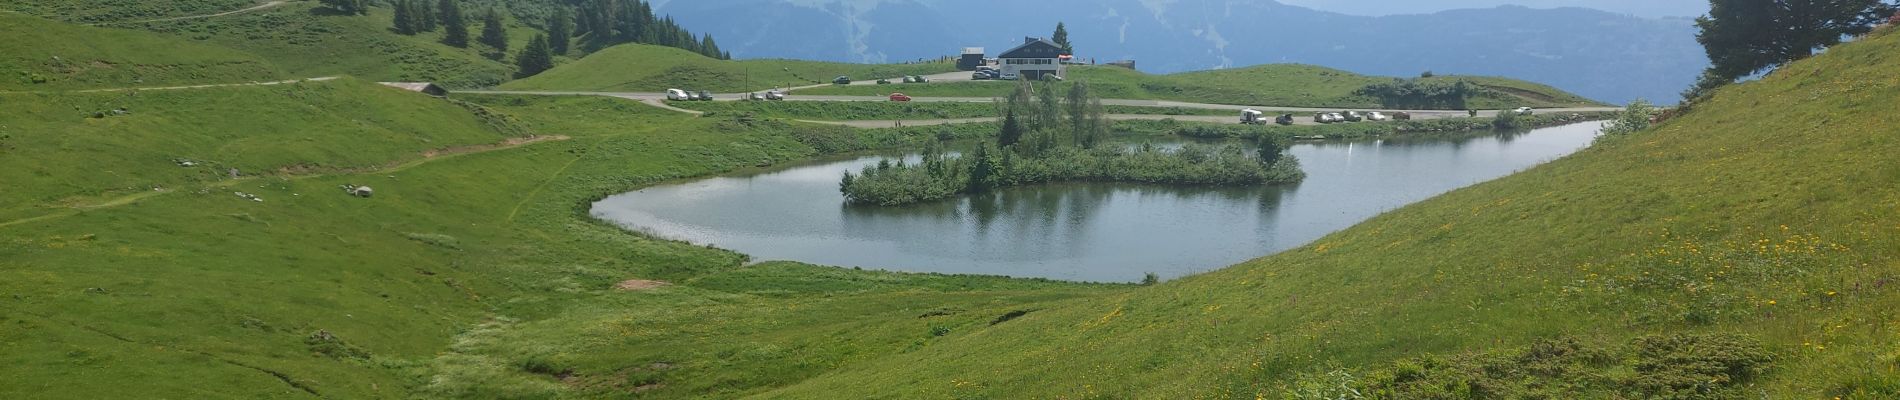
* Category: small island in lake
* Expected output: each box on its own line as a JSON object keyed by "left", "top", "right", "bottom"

{"left": 839, "top": 80, "right": 1305, "bottom": 206}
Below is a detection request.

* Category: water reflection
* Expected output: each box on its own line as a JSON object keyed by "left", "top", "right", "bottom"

{"left": 592, "top": 122, "right": 1604, "bottom": 282}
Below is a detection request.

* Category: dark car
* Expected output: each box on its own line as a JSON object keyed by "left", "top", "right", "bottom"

{"left": 697, "top": 90, "right": 713, "bottom": 101}
{"left": 833, "top": 76, "right": 852, "bottom": 85}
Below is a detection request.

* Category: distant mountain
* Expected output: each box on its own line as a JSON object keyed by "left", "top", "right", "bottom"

{"left": 653, "top": 0, "right": 1707, "bottom": 105}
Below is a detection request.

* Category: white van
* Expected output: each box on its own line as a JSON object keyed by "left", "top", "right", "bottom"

{"left": 665, "top": 89, "right": 690, "bottom": 101}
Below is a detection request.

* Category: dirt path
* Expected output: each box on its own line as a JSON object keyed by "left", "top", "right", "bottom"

{"left": 0, "top": 135, "right": 571, "bottom": 230}
{"left": 93, "top": 0, "right": 292, "bottom": 26}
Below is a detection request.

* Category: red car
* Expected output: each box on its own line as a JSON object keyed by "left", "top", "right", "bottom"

{"left": 888, "top": 93, "right": 912, "bottom": 102}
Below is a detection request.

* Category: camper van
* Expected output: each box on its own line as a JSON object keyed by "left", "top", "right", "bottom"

{"left": 1240, "top": 109, "right": 1267, "bottom": 125}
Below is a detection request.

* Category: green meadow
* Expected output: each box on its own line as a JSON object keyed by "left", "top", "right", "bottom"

{"left": 2, "top": 2, "right": 1898, "bottom": 399}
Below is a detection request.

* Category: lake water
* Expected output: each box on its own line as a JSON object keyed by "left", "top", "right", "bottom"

{"left": 592, "top": 121, "right": 1605, "bottom": 283}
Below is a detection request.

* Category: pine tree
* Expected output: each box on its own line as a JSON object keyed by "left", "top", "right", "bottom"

{"left": 439, "top": 0, "right": 468, "bottom": 48}
{"left": 515, "top": 34, "right": 555, "bottom": 78}
{"left": 547, "top": 8, "right": 573, "bottom": 55}
{"left": 392, "top": 0, "right": 416, "bottom": 35}
{"left": 699, "top": 34, "right": 721, "bottom": 58}
{"left": 1052, "top": 22, "right": 1073, "bottom": 55}
{"left": 998, "top": 108, "right": 1023, "bottom": 148}
{"left": 479, "top": 10, "right": 509, "bottom": 52}
{"left": 418, "top": 0, "right": 437, "bottom": 32}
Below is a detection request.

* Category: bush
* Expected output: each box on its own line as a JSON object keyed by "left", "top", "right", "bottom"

{"left": 1598, "top": 99, "right": 1660, "bottom": 139}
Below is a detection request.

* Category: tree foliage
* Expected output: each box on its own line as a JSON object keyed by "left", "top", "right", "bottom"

{"left": 1598, "top": 99, "right": 1661, "bottom": 139}
{"left": 841, "top": 79, "right": 1306, "bottom": 206}
{"left": 573, "top": 0, "right": 728, "bottom": 59}
{"left": 1687, "top": 0, "right": 1897, "bottom": 100}
{"left": 479, "top": 9, "right": 509, "bottom": 52}
{"left": 439, "top": 0, "right": 468, "bottom": 48}
{"left": 1052, "top": 22, "right": 1074, "bottom": 55}
{"left": 1355, "top": 78, "right": 1480, "bottom": 109}
{"left": 515, "top": 34, "right": 555, "bottom": 78}
{"left": 547, "top": 7, "right": 573, "bottom": 55}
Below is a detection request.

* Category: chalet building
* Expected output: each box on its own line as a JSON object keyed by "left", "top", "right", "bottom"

{"left": 998, "top": 37, "right": 1066, "bottom": 80}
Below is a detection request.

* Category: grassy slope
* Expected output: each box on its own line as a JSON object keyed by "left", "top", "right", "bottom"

{"left": 0, "top": 71, "right": 1107, "bottom": 399}
{"left": 0, "top": 77, "right": 529, "bottom": 221}
{"left": 0, "top": 0, "right": 255, "bottom": 24}
{"left": 752, "top": 29, "right": 1900, "bottom": 398}
{"left": 499, "top": 44, "right": 958, "bottom": 93}
{"left": 115, "top": 3, "right": 545, "bottom": 88}
{"left": 797, "top": 64, "right": 1604, "bottom": 109}
{"left": 0, "top": 13, "right": 285, "bottom": 91}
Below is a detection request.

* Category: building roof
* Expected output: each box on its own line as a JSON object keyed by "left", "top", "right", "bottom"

{"left": 962, "top": 47, "right": 984, "bottom": 55}
{"left": 998, "top": 37, "right": 1063, "bottom": 59}
{"left": 378, "top": 82, "right": 443, "bottom": 93}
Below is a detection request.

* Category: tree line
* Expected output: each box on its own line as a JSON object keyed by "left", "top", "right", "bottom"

{"left": 335, "top": 0, "right": 729, "bottom": 79}
{"left": 1354, "top": 78, "right": 1481, "bottom": 109}
{"left": 839, "top": 80, "right": 1304, "bottom": 206}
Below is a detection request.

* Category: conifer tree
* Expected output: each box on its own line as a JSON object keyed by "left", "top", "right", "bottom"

{"left": 392, "top": 0, "right": 416, "bottom": 35}
{"left": 479, "top": 10, "right": 509, "bottom": 52}
{"left": 1052, "top": 22, "right": 1073, "bottom": 55}
{"left": 439, "top": 0, "right": 468, "bottom": 48}
{"left": 547, "top": 8, "right": 573, "bottom": 55}
{"left": 515, "top": 34, "right": 555, "bottom": 78}
{"left": 418, "top": 0, "right": 437, "bottom": 32}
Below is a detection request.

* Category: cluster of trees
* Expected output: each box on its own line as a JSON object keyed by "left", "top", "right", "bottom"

{"left": 1354, "top": 78, "right": 1481, "bottom": 109}
{"left": 571, "top": 0, "right": 727, "bottom": 59}
{"left": 382, "top": 1, "right": 730, "bottom": 78}
{"left": 839, "top": 80, "right": 1304, "bottom": 206}
{"left": 1688, "top": 0, "right": 1899, "bottom": 101}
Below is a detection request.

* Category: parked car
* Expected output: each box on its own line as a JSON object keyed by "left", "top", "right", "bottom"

{"left": 1343, "top": 111, "right": 1365, "bottom": 122}
{"left": 833, "top": 76, "right": 852, "bottom": 85}
{"left": 977, "top": 66, "right": 997, "bottom": 74}
{"left": 665, "top": 89, "right": 690, "bottom": 101}
{"left": 1366, "top": 112, "right": 1389, "bottom": 121}
{"left": 1392, "top": 112, "right": 1413, "bottom": 121}
{"left": 912, "top": 75, "right": 929, "bottom": 83}
{"left": 1327, "top": 113, "right": 1347, "bottom": 123}
{"left": 901, "top": 76, "right": 916, "bottom": 83}
{"left": 972, "top": 71, "right": 992, "bottom": 80}
{"left": 764, "top": 90, "right": 786, "bottom": 101}
{"left": 1000, "top": 73, "right": 1020, "bottom": 81}
{"left": 1275, "top": 114, "right": 1296, "bottom": 125}
{"left": 888, "top": 93, "right": 912, "bottom": 102}
{"left": 697, "top": 90, "right": 713, "bottom": 101}
{"left": 877, "top": 79, "right": 892, "bottom": 85}
{"left": 1513, "top": 107, "right": 1535, "bottom": 115}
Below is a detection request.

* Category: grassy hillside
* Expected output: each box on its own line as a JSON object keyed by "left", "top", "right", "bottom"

{"left": 0, "top": 77, "right": 530, "bottom": 222}
{"left": 0, "top": 13, "right": 284, "bottom": 91}
{"left": 0, "top": 0, "right": 256, "bottom": 24}
{"left": 751, "top": 28, "right": 1900, "bottom": 398}
{"left": 120, "top": 2, "right": 537, "bottom": 88}
{"left": 797, "top": 64, "right": 1604, "bottom": 109}
{"left": 0, "top": 81, "right": 1105, "bottom": 398}
{"left": 500, "top": 44, "right": 958, "bottom": 93}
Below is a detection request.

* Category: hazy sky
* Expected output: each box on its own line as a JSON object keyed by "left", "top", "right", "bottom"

{"left": 1275, "top": 0, "right": 1709, "bottom": 18}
